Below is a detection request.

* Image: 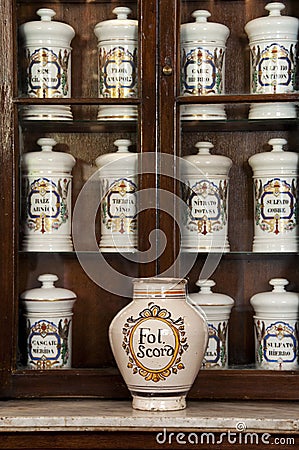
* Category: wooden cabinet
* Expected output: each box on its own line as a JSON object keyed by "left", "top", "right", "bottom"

{"left": 1, "top": 0, "right": 299, "bottom": 403}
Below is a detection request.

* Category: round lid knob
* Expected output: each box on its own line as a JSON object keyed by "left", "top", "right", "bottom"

{"left": 183, "top": 141, "right": 232, "bottom": 175}
{"left": 19, "top": 8, "right": 75, "bottom": 45}
{"left": 95, "top": 138, "right": 137, "bottom": 169}
{"left": 189, "top": 278, "right": 234, "bottom": 307}
{"left": 181, "top": 9, "right": 230, "bottom": 44}
{"left": 20, "top": 274, "right": 77, "bottom": 301}
{"left": 21, "top": 137, "right": 76, "bottom": 172}
{"left": 245, "top": 2, "right": 299, "bottom": 41}
{"left": 248, "top": 137, "right": 299, "bottom": 174}
{"left": 269, "top": 278, "right": 289, "bottom": 292}
{"left": 36, "top": 8, "right": 56, "bottom": 21}
{"left": 94, "top": 7, "right": 138, "bottom": 42}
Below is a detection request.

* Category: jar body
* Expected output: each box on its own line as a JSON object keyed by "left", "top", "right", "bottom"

{"left": 253, "top": 315, "right": 299, "bottom": 370}
{"left": 181, "top": 175, "right": 230, "bottom": 252}
{"left": 21, "top": 299, "right": 75, "bottom": 369}
{"left": 22, "top": 172, "right": 73, "bottom": 251}
{"left": 109, "top": 278, "right": 208, "bottom": 410}
{"left": 99, "top": 170, "right": 137, "bottom": 252}
{"left": 252, "top": 175, "right": 299, "bottom": 252}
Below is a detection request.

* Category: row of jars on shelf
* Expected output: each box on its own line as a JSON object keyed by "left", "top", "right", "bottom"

{"left": 21, "top": 136, "right": 299, "bottom": 254}
{"left": 19, "top": 272, "right": 299, "bottom": 411}
{"left": 19, "top": 3, "right": 299, "bottom": 121}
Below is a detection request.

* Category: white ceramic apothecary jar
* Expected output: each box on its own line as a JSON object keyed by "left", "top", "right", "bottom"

{"left": 95, "top": 139, "right": 137, "bottom": 252}
{"left": 19, "top": 8, "right": 75, "bottom": 120}
{"left": 109, "top": 277, "right": 208, "bottom": 411}
{"left": 182, "top": 141, "right": 232, "bottom": 252}
{"left": 21, "top": 138, "right": 76, "bottom": 252}
{"left": 248, "top": 138, "right": 299, "bottom": 252}
{"left": 180, "top": 10, "right": 230, "bottom": 120}
{"left": 245, "top": 2, "right": 299, "bottom": 119}
{"left": 20, "top": 274, "right": 77, "bottom": 370}
{"left": 94, "top": 7, "right": 138, "bottom": 121}
{"left": 250, "top": 278, "right": 299, "bottom": 370}
{"left": 188, "top": 279, "right": 234, "bottom": 369}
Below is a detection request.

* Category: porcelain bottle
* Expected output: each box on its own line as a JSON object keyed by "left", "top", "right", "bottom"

{"left": 250, "top": 278, "right": 299, "bottom": 370}
{"left": 95, "top": 139, "right": 137, "bottom": 252}
{"left": 21, "top": 137, "right": 76, "bottom": 252}
{"left": 180, "top": 10, "right": 230, "bottom": 120}
{"left": 19, "top": 8, "right": 75, "bottom": 120}
{"left": 245, "top": 2, "right": 299, "bottom": 119}
{"left": 182, "top": 141, "right": 232, "bottom": 252}
{"left": 248, "top": 138, "right": 299, "bottom": 252}
{"left": 94, "top": 7, "right": 138, "bottom": 121}
{"left": 109, "top": 277, "right": 208, "bottom": 411}
{"left": 20, "top": 274, "right": 77, "bottom": 369}
{"left": 188, "top": 279, "right": 234, "bottom": 369}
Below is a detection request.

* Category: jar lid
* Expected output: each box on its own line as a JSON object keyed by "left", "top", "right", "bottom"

{"left": 183, "top": 141, "right": 232, "bottom": 175}
{"left": 181, "top": 10, "right": 230, "bottom": 44}
{"left": 21, "top": 138, "right": 76, "bottom": 172}
{"left": 94, "top": 7, "right": 138, "bottom": 42}
{"left": 245, "top": 2, "right": 299, "bottom": 42}
{"left": 133, "top": 277, "right": 187, "bottom": 299}
{"left": 20, "top": 274, "right": 77, "bottom": 301}
{"left": 19, "top": 8, "right": 75, "bottom": 46}
{"left": 189, "top": 279, "right": 234, "bottom": 306}
{"left": 248, "top": 138, "right": 299, "bottom": 174}
{"left": 95, "top": 139, "right": 137, "bottom": 170}
{"left": 250, "top": 278, "right": 299, "bottom": 314}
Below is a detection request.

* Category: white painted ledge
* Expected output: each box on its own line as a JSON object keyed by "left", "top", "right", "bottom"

{"left": 0, "top": 400, "right": 298, "bottom": 433}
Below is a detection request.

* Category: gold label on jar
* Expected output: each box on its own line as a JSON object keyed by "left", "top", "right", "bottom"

{"left": 122, "top": 304, "right": 188, "bottom": 382}
{"left": 25, "top": 47, "right": 71, "bottom": 98}
{"left": 254, "top": 177, "right": 297, "bottom": 234}
{"left": 23, "top": 177, "right": 70, "bottom": 234}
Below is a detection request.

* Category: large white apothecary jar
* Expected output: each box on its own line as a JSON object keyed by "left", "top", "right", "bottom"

{"left": 20, "top": 274, "right": 77, "bottom": 370}
{"left": 19, "top": 8, "right": 75, "bottom": 120}
{"left": 21, "top": 138, "right": 76, "bottom": 252}
{"left": 245, "top": 2, "right": 299, "bottom": 119}
{"left": 188, "top": 279, "right": 234, "bottom": 369}
{"left": 94, "top": 7, "right": 138, "bottom": 121}
{"left": 248, "top": 138, "right": 299, "bottom": 252}
{"left": 182, "top": 141, "right": 232, "bottom": 252}
{"left": 250, "top": 278, "right": 299, "bottom": 370}
{"left": 95, "top": 139, "right": 137, "bottom": 252}
{"left": 109, "top": 278, "right": 208, "bottom": 411}
{"left": 180, "top": 10, "right": 230, "bottom": 120}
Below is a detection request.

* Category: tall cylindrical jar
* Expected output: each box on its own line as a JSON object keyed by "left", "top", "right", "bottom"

{"left": 21, "top": 138, "right": 76, "bottom": 252}
{"left": 182, "top": 141, "right": 232, "bottom": 252}
{"left": 109, "top": 278, "right": 208, "bottom": 411}
{"left": 188, "top": 279, "right": 234, "bottom": 369}
{"left": 248, "top": 138, "right": 299, "bottom": 252}
{"left": 244, "top": 2, "right": 299, "bottom": 119}
{"left": 94, "top": 7, "right": 138, "bottom": 121}
{"left": 19, "top": 8, "right": 75, "bottom": 120}
{"left": 95, "top": 139, "right": 137, "bottom": 252}
{"left": 20, "top": 274, "right": 77, "bottom": 370}
{"left": 250, "top": 278, "right": 299, "bottom": 370}
{"left": 180, "top": 10, "right": 230, "bottom": 120}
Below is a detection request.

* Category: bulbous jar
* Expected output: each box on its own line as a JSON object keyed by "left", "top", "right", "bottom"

{"left": 19, "top": 8, "right": 75, "bottom": 120}
{"left": 94, "top": 7, "right": 138, "bottom": 121}
{"left": 182, "top": 141, "right": 232, "bottom": 252}
{"left": 21, "top": 138, "right": 76, "bottom": 252}
{"left": 180, "top": 10, "right": 230, "bottom": 120}
{"left": 250, "top": 278, "right": 299, "bottom": 370}
{"left": 188, "top": 279, "right": 234, "bottom": 369}
{"left": 245, "top": 2, "right": 299, "bottom": 119}
{"left": 109, "top": 277, "right": 208, "bottom": 411}
{"left": 95, "top": 139, "right": 137, "bottom": 252}
{"left": 248, "top": 138, "right": 299, "bottom": 252}
{"left": 20, "top": 274, "right": 77, "bottom": 370}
